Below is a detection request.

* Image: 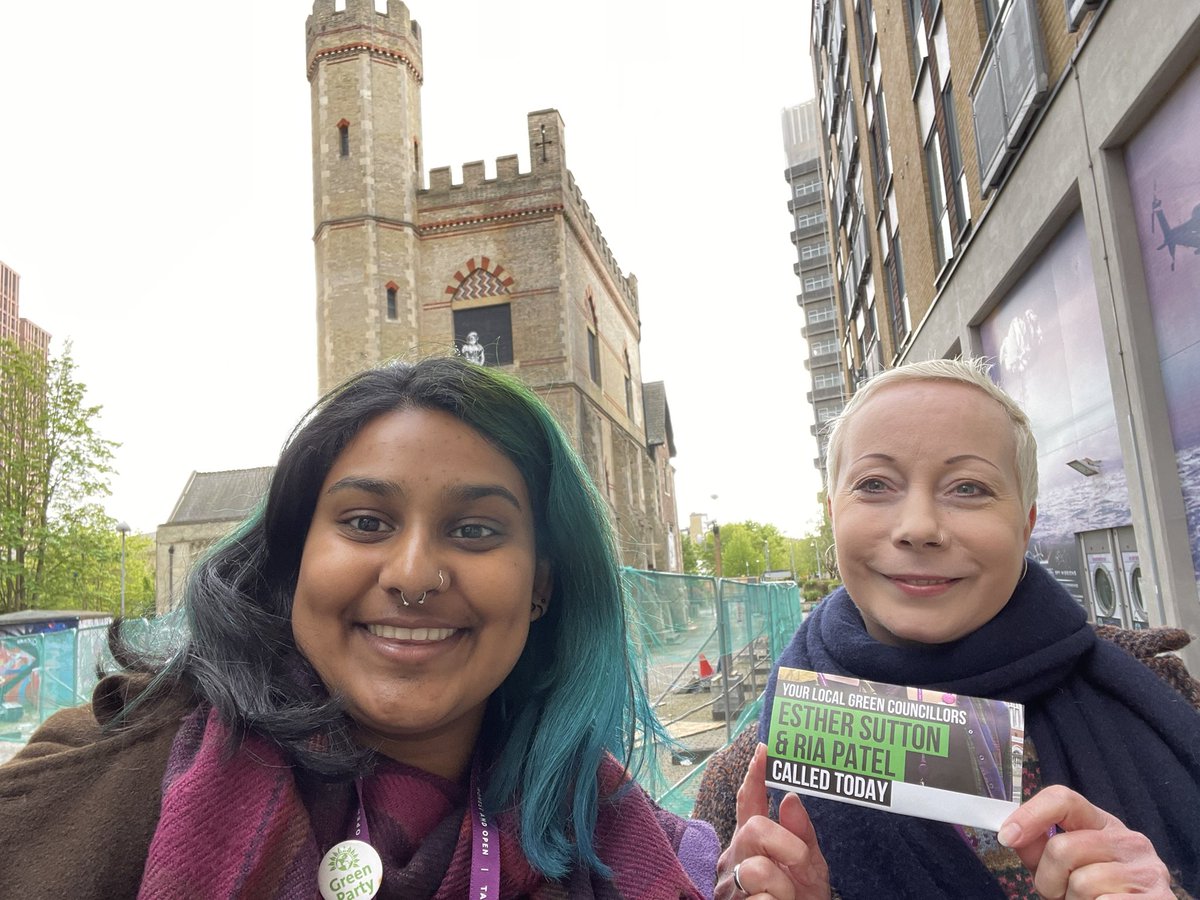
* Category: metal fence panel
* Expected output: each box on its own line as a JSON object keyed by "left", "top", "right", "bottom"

{"left": 1, "top": 612, "right": 187, "bottom": 746}
{"left": 623, "top": 569, "right": 802, "bottom": 815}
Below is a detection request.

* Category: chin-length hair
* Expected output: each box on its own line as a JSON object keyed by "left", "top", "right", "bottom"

{"left": 118, "top": 355, "right": 661, "bottom": 879}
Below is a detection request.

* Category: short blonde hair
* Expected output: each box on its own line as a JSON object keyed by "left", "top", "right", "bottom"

{"left": 824, "top": 358, "right": 1039, "bottom": 511}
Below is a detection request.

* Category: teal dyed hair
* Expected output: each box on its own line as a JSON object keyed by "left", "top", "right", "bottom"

{"left": 450, "top": 362, "right": 664, "bottom": 878}
{"left": 146, "top": 355, "right": 663, "bottom": 880}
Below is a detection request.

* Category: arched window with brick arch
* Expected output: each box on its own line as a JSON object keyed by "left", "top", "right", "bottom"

{"left": 338, "top": 118, "right": 350, "bottom": 157}
{"left": 446, "top": 257, "right": 515, "bottom": 366}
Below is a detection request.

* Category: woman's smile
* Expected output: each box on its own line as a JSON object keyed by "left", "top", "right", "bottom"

{"left": 883, "top": 573, "right": 963, "bottom": 596}
{"left": 364, "top": 623, "right": 458, "bottom": 642}
{"left": 831, "top": 380, "right": 1036, "bottom": 646}
{"left": 290, "top": 406, "right": 551, "bottom": 777}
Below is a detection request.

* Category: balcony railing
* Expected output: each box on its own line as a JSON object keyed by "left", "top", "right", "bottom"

{"left": 808, "top": 385, "right": 847, "bottom": 404}
{"left": 969, "top": 0, "right": 1049, "bottom": 190}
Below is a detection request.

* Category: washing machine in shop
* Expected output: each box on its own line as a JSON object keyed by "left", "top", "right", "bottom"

{"left": 1116, "top": 526, "right": 1150, "bottom": 630}
{"left": 1078, "top": 529, "right": 1127, "bottom": 628}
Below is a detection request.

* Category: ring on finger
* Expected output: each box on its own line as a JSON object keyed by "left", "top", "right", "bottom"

{"left": 733, "top": 861, "right": 748, "bottom": 895}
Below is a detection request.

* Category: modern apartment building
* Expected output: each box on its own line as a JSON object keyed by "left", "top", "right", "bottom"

{"left": 783, "top": 102, "right": 845, "bottom": 480}
{"left": 810, "top": 0, "right": 1200, "bottom": 645}
{"left": 0, "top": 261, "right": 49, "bottom": 356}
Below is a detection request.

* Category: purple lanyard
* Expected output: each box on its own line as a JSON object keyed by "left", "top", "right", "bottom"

{"left": 468, "top": 769, "right": 500, "bottom": 899}
{"left": 350, "top": 770, "right": 499, "bottom": 898}
{"left": 354, "top": 778, "right": 372, "bottom": 844}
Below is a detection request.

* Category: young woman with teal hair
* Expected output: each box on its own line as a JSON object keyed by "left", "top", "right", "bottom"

{"left": 1, "top": 355, "right": 718, "bottom": 898}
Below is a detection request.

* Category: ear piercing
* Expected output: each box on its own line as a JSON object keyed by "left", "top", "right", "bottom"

{"left": 400, "top": 569, "right": 445, "bottom": 607}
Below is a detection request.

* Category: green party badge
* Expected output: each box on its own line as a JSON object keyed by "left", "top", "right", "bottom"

{"left": 318, "top": 839, "right": 382, "bottom": 900}
{"left": 766, "top": 668, "right": 1025, "bottom": 831}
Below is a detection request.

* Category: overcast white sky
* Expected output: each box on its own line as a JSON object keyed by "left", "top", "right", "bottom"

{"left": 0, "top": 0, "right": 823, "bottom": 539}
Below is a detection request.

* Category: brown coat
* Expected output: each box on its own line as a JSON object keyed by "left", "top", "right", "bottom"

{"left": 0, "top": 675, "right": 194, "bottom": 898}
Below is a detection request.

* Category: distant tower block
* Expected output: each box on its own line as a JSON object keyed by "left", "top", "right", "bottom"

{"left": 306, "top": 0, "right": 425, "bottom": 394}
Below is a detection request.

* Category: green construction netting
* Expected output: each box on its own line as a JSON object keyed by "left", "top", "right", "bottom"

{"left": 2, "top": 573, "right": 801, "bottom": 818}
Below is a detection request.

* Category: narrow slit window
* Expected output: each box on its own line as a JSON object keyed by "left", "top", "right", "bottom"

{"left": 588, "top": 330, "right": 601, "bottom": 384}
{"left": 386, "top": 286, "right": 397, "bottom": 319}
{"left": 338, "top": 121, "right": 350, "bottom": 158}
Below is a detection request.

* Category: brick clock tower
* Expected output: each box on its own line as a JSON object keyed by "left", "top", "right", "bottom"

{"left": 304, "top": 0, "right": 683, "bottom": 572}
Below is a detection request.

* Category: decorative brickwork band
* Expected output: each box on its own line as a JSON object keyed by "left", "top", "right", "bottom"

{"left": 308, "top": 43, "right": 423, "bottom": 83}
{"left": 423, "top": 204, "right": 565, "bottom": 234}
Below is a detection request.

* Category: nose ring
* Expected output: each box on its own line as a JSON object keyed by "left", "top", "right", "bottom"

{"left": 400, "top": 569, "right": 445, "bottom": 607}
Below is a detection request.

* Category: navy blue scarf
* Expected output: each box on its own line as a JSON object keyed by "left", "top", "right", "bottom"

{"left": 758, "top": 560, "right": 1200, "bottom": 897}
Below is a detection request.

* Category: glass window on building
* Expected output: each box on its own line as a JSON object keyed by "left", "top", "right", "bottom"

{"left": 808, "top": 304, "right": 837, "bottom": 323}
{"left": 925, "top": 132, "right": 952, "bottom": 269}
{"left": 943, "top": 81, "right": 970, "bottom": 236}
{"left": 453, "top": 305, "right": 514, "bottom": 366}
{"left": 587, "top": 329, "right": 601, "bottom": 384}
{"left": 793, "top": 177, "right": 822, "bottom": 199}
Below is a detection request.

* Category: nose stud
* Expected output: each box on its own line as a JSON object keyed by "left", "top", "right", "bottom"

{"left": 400, "top": 569, "right": 445, "bottom": 607}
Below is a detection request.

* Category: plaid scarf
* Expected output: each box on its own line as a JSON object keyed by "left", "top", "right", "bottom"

{"left": 139, "top": 706, "right": 713, "bottom": 899}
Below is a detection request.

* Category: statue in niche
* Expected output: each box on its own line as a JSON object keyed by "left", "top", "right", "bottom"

{"left": 460, "top": 331, "right": 486, "bottom": 365}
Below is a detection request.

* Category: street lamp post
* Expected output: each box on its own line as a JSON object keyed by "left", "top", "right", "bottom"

{"left": 116, "top": 521, "right": 131, "bottom": 618}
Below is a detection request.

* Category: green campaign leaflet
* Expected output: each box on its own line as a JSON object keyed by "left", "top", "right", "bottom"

{"left": 766, "top": 668, "right": 1024, "bottom": 831}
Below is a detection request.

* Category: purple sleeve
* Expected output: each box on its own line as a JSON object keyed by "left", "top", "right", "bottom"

{"left": 676, "top": 818, "right": 719, "bottom": 900}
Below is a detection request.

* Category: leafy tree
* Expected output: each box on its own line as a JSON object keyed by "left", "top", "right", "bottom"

{"left": 685, "top": 503, "right": 839, "bottom": 600}
{"left": 38, "top": 504, "right": 155, "bottom": 615}
{"left": 793, "top": 492, "right": 837, "bottom": 580}
{"left": 0, "top": 339, "right": 119, "bottom": 613}
{"left": 696, "top": 520, "right": 795, "bottom": 579}
{"left": 680, "top": 533, "right": 702, "bottom": 575}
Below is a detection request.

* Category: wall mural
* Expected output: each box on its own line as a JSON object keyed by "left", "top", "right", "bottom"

{"left": 979, "top": 213, "right": 1130, "bottom": 602}
{"left": 1125, "top": 63, "right": 1200, "bottom": 584}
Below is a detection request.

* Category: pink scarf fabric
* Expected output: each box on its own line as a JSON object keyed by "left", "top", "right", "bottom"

{"left": 138, "top": 706, "right": 710, "bottom": 899}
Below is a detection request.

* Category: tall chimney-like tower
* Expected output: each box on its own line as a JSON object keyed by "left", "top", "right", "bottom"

{"left": 306, "top": 0, "right": 424, "bottom": 393}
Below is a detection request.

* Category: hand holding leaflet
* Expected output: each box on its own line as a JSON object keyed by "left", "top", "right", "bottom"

{"left": 998, "top": 785, "right": 1173, "bottom": 899}
{"left": 716, "top": 743, "right": 830, "bottom": 900}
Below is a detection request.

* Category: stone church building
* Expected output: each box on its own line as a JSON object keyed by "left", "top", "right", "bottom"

{"left": 156, "top": 0, "right": 680, "bottom": 609}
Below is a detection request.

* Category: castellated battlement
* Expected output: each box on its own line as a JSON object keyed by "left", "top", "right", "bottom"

{"left": 564, "top": 170, "right": 638, "bottom": 315}
{"left": 424, "top": 157, "right": 524, "bottom": 192}
{"left": 307, "top": 0, "right": 422, "bottom": 78}
{"left": 421, "top": 140, "right": 639, "bottom": 315}
{"left": 308, "top": 0, "right": 419, "bottom": 36}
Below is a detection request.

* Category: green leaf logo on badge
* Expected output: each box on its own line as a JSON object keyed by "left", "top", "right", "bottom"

{"left": 318, "top": 839, "right": 382, "bottom": 900}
